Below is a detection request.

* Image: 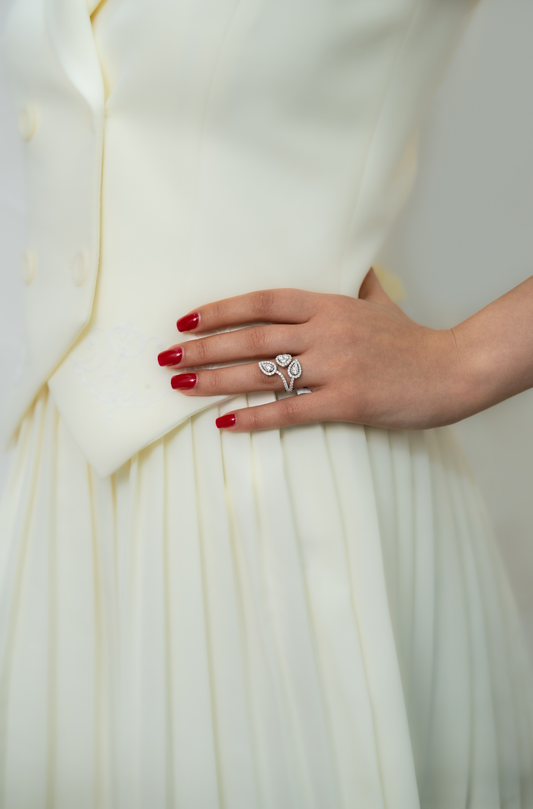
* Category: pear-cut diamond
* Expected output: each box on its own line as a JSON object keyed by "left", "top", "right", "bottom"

{"left": 288, "top": 359, "right": 302, "bottom": 379}
{"left": 276, "top": 354, "right": 292, "bottom": 367}
{"left": 259, "top": 360, "right": 277, "bottom": 376}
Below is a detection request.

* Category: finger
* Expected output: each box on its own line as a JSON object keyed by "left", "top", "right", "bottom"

{"left": 160, "top": 324, "right": 307, "bottom": 369}
{"left": 176, "top": 288, "right": 317, "bottom": 334}
{"left": 170, "top": 355, "right": 318, "bottom": 395}
{"left": 359, "top": 267, "right": 397, "bottom": 307}
{"left": 215, "top": 391, "right": 331, "bottom": 432}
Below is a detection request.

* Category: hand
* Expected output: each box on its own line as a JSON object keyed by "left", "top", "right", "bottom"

{"left": 157, "top": 268, "right": 471, "bottom": 432}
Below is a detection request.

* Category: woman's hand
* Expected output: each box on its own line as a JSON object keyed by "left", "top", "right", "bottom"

{"left": 157, "top": 268, "right": 477, "bottom": 432}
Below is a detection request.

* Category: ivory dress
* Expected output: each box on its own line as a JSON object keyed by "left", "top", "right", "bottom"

{"left": 1, "top": 0, "right": 533, "bottom": 807}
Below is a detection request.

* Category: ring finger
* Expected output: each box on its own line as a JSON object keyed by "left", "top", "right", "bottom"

{"left": 170, "top": 353, "right": 318, "bottom": 395}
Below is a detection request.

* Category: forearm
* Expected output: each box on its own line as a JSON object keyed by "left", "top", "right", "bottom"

{"left": 453, "top": 274, "right": 533, "bottom": 416}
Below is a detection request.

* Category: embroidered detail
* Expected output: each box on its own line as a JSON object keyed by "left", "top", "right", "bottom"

{"left": 69, "top": 321, "right": 240, "bottom": 419}
{"left": 70, "top": 322, "right": 174, "bottom": 419}
{"left": 70, "top": 320, "right": 266, "bottom": 418}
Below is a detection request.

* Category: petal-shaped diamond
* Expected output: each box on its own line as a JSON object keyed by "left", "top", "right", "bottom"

{"left": 276, "top": 354, "right": 292, "bottom": 367}
{"left": 259, "top": 360, "right": 277, "bottom": 376}
{"left": 288, "top": 359, "right": 302, "bottom": 379}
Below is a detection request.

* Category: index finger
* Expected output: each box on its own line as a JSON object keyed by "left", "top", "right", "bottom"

{"left": 176, "top": 288, "right": 316, "bottom": 333}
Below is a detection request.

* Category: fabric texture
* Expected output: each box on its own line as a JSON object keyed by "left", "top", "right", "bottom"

{"left": 2, "top": 0, "right": 478, "bottom": 472}
{"left": 1, "top": 387, "right": 532, "bottom": 809}
{"left": 2, "top": 1, "right": 533, "bottom": 806}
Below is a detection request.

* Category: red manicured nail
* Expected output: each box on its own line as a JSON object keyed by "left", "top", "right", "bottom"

{"left": 158, "top": 347, "right": 183, "bottom": 367}
{"left": 177, "top": 312, "right": 199, "bottom": 332}
{"left": 216, "top": 413, "right": 236, "bottom": 429}
{"left": 171, "top": 373, "right": 197, "bottom": 390}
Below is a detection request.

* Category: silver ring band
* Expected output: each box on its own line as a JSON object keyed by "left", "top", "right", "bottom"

{"left": 259, "top": 353, "right": 303, "bottom": 393}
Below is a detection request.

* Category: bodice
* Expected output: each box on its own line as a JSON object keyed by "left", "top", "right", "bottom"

{"left": 3, "top": 0, "right": 477, "bottom": 474}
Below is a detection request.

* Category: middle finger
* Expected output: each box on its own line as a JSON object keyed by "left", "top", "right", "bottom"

{"left": 158, "top": 324, "right": 307, "bottom": 369}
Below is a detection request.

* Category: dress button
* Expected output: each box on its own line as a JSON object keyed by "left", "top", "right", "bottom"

{"left": 18, "top": 106, "right": 36, "bottom": 141}
{"left": 71, "top": 250, "right": 90, "bottom": 286}
{"left": 21, "top": 250, "right": 36, "bottom": 285}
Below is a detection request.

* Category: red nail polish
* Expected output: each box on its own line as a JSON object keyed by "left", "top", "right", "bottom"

{"left": 171, "top": 373, "right": 197, "bottom": 390}
{"left": 158, "top": 347, "right": 183, "bottom": 367}
{"left": 216, "top": 413, "right": 236, "bottom": 429}
{"left": 177, "top": 312, "right": 199, "bottom": 332}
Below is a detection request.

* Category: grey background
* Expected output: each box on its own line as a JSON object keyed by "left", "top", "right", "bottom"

{"left": 1, "top": 0, "right": 533, "bottom": 643}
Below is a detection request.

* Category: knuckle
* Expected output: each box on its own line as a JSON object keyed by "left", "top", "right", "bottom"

{"left": 246, "top": 408, "right": 262, "bottom": 431}
{"left": 328, "top": 323, "right": 350, "bottom": 346}
{"left": 339, "top": 383, "right": 366, "bottom": 421}
{"left": 251, "top": 290, "right": 276, "bottom": 318}
{"left": 244, "top": 327, "right": 268, "bottom": 353}
{"left": 207, "top": 368, "right": 224, "bottom": 391}
{"left": 209, "top": 301, "right": 225, "bottom": 323}
{"left": 280, "top": 397, "right": 301, "bottom": 421}
{"left": 194, "top": 339, "right": 212, "bottom": 362}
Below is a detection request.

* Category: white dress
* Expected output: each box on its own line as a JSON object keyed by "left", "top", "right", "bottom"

{"left": 1, "top": 386, "right": 533, "bottom": 808}
{"left": 1, "top": 1, "right": 533, "bottom": 807}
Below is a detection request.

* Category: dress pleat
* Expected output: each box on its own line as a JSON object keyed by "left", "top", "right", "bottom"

{"left": 0, "top": 393, "right": 54, "bottom": 808}
{"left": 1, "top": 386, "right": 533, "bottom": 808}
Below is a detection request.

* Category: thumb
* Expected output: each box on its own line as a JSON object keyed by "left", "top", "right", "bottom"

{"left": 359, "top": 266, "right": 398, "bottom": 306}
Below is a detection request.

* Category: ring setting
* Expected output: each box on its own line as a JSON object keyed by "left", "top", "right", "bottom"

{"left": 259, "top": 354, "right": 303, "bottom": 392}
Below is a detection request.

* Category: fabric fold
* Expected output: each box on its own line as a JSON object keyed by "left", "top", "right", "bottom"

{"left": 1, "top": 388, "right": 533, "bottom": 808}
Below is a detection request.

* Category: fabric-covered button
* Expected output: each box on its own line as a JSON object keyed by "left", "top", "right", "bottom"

{"left": 71, "top": 250, "right": 90, "bottom": 286}
{"left": 18, "top": 106, "right": 36, "bottom": 141}
{"left": 21, "top": 250, "right": 36, "bottom": 285}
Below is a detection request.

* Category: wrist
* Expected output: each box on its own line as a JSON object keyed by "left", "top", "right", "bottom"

{"left": 449, "top": 319, "right": 508, "bottom": 420}
{"left": 426, "top": 326, "right": 480, "bottom": 426}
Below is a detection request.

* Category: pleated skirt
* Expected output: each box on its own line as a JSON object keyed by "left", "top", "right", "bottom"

{"left": 0, "top": 386, "right": 532, "bottom": 809}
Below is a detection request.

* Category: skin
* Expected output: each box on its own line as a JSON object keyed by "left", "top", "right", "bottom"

{"left": 162, "top": 267, "right": 533, "bottom": 432}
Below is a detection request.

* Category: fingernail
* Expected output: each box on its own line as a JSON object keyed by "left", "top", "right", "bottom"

{"left": 158, "top": 347, "right": 183, "bottom": 367}
{"left": 216, "top": 413, "right": 236, "bottom": 429}
{"left": 171, "top": 373, "right": 197, "bottom": 390}
{"left": 177, "top": 312, "right": 199, "bottom": 332}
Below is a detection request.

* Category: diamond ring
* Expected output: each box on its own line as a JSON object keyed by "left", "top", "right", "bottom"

{"left": 259, "top": 353, "right": 303, "bottom": 392}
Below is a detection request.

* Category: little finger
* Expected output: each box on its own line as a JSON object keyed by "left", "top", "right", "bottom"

{"left": 215, "top": 390, "right": 331, "bottom": 431}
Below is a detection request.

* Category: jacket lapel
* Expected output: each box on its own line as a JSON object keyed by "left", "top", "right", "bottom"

{"left": 44, "top": 0, "right": 105, "bottom": 119}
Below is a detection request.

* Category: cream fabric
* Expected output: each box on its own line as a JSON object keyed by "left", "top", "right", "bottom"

{"left": 1, "top": 388, "right": 532, "bottom": 808}
{"left": 2, "top": 0, "right": 478, "bottom": 475}
{"left": 3, "top": 2, "right": 533, "bottom": 804}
